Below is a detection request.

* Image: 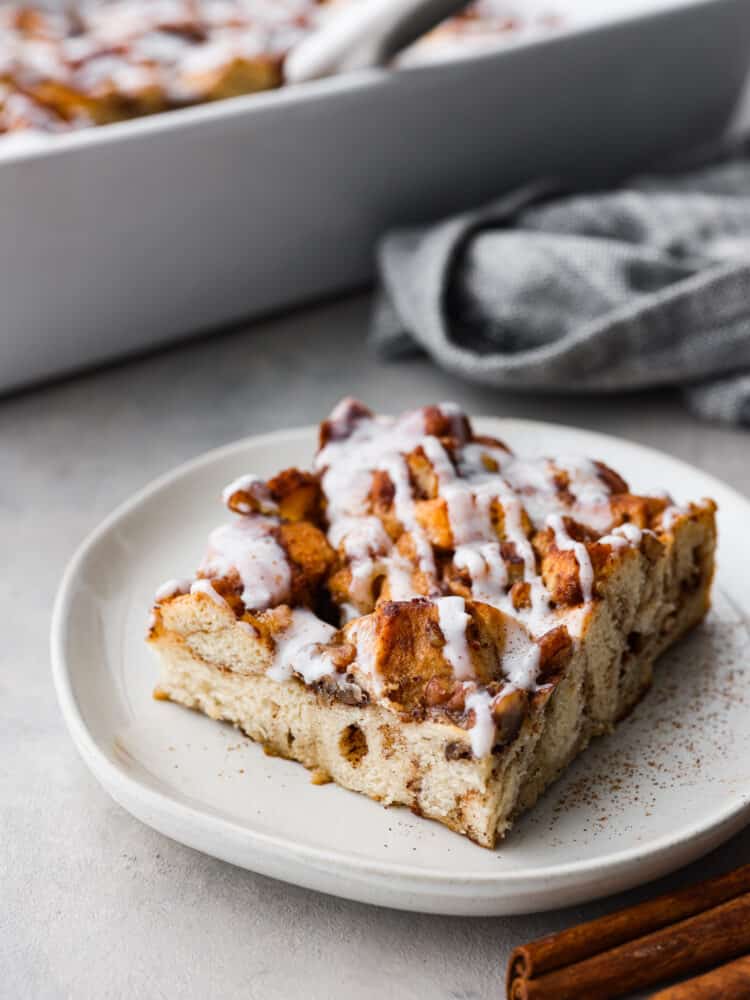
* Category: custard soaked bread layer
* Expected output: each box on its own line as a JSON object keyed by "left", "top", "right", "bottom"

{"left": 148, "top": 400, "right": 716, "bottom": 847}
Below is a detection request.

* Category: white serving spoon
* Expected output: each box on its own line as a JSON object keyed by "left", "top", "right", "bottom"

{"left": 285, "top": 0, "right": 472, "bottom": 84}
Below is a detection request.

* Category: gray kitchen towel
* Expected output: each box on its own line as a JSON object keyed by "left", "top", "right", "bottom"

{"left": 371, "top": 156, "right": 750, "bottom": 426}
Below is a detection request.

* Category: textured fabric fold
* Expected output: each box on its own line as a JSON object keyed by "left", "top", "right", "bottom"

{"left": 372, "top": 154, "right": 750, "bottom": 426}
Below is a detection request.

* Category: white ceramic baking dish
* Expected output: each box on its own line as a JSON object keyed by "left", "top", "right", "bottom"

{"left": 1, "top": 0, "right": 749, "bottom": 393}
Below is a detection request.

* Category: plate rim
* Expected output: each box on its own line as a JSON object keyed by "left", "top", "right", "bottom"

{"left": 51, "top": 417, "right": 750, "bottom": 896}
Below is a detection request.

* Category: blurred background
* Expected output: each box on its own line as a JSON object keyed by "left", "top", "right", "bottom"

{"left": 2, "top": 0, "right": 750, "bottom": 390}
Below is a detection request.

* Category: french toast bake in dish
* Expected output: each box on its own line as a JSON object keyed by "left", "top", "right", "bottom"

{"left": 0, "top": 1, "right": 557, "bottom": 143}
{"left": 148, "top": 400, "right": 716, "bottom": 848}
{"left": 0, "top": 0, "right": 319, "bottom": 139}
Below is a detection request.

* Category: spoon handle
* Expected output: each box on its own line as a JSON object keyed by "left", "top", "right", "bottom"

{"left": 285, "top": 0, "right": 472, "bottom": 84}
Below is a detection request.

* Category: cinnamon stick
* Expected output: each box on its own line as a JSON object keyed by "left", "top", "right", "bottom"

{"left": 507, "top": 862, "right": 750, "bottom": 987}
{"left": 649, "top": 954, "right": 750, "bottom": 999}
{"left": 508, "top": 891, "right": 750, "bottom": 1000}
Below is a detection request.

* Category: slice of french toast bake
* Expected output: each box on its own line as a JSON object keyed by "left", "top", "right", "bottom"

{"left": 148, "top": 400, "right": 716, "bottom": 847}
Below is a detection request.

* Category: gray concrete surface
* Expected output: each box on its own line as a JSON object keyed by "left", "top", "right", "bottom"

{"left": 2, "top": 293, "right": 749, "bottom": 999}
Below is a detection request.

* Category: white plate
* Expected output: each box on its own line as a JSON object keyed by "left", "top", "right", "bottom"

{"left": 51, "top": 418, "right": 750, "bottom": 916}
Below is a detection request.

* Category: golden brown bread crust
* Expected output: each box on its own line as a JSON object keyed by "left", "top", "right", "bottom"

{"left": 225, "top": 468, "right": 324, "bottom": 523}
{"left": 192, "top": 519, "right": 334, "bottom": 613}
{"left": 319, "top": 397, "right": 374, "bottom": 449}
{"left": 343, "top": 598, "right": 549, "bottom": 713}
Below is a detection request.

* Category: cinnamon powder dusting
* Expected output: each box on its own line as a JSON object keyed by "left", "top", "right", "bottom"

{"left": 520, "top": 589, "right": 750, "bottom": 845}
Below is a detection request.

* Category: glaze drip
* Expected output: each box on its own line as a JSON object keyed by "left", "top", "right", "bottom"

{"left": 267, "top": 608, "right": 336, "bottom": 685}
{"left": 547, "top": 513, "right": 594, "bottom": 603}
{"left": 200, "top": 515, "right": 291, "bottom": 611}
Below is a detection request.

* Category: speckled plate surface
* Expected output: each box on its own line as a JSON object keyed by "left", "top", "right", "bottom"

{"left": 51, "top": 418, "right": 750, "bottom": 916}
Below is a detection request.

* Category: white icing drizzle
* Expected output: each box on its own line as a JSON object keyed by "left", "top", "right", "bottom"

{"left": 328, "top": 514, "right": 390, "bottom": 554}
{"left": 190, "top": 577, "right": 229, "bottom": 608}
{"left": 381, "top": 453, "right": 437, "bottom": 579}
{"left": 501, "top": 622, "right": 542, "bottom": 690}
{"left": 437, "top": 400, "right": 461, "bottom": 414}
{"left": 547, "top": 513, "right": 594, "bottom": 603}
{"left": 434, "top": 596, "right": 474, "bottom": 680}
{"left": 314, "top": 401, "right": 606, "bottom": 667}
{"left": 421, "top": 435, "right": 495, "bottom": 545}
{"left": 221, "top": 473, "right": 275, "bottom": 513}
{"left": 76, "top": 54, "right": 158, "bottom": 95}
{"left": 501, "top": 457, "right": 554, "bottom": 498}
{"left": 502, "top": 495, "right": 536, "bottom": 577}
{"left": 420, "top": 433, "right": 456, "bottom": 482}
{"left": 598, "top": 522, "right": 643, "bottom": 549}
{"left": 461, "top": 620, "right": 541, "bottom": 758}
{"left": 200, "top": 515, "right": 290, "bottom": 611}
{"left": 561, "top": 456, "right": 611, "bottom": 507}
{"left": 329, "top": 515, "right": 390, "bottom": 605}
{"left": 130, "top": 30, "right": 191, "bottom": 64}
{"left": 454, "top": 543, "right": 507, "bottom": 604}
{"left": 385, "top": 553, "right": 420, "bottom": 601}
{"left": 301, "top": 402, "right": 663, "bottom": 755}
{"left": 465, "top": 689, "right": 496, "bottom": 758}
{"left": 457, "top": 441, "right": 511, "bottom": 477}
{"left": 266, "top": 608, "right": 336, "bottom": 685}
{"left": 424, "top": 435, "right": 556, "bottom": 634}
{"left": 434, "top": 594, "right": 539, "bottom": 757}
{"left": 597, "top": 534, "right": 626, "bottom": 550}
{"left": 154, "top": 577, "right": 191, "bottom": 602}
{"left": 502, "top": 455, "right": 614, "bottom": 533}
{"left": 315, "top": 405, "right": 441, "bottom": 602}
{"left": 415, "top": 436, "right": 564, "bottom": 646}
